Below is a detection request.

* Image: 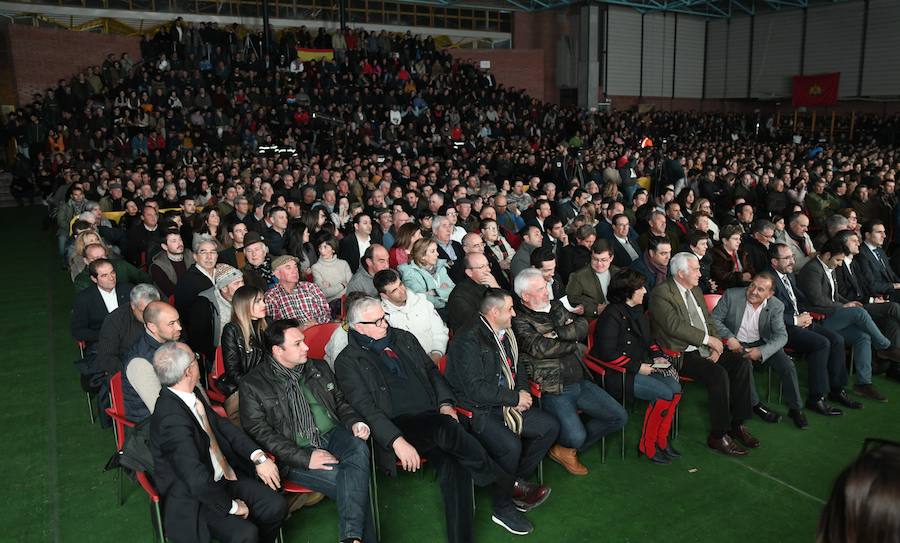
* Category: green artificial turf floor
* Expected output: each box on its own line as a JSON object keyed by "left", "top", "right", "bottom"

{"left": 3, "top": 206, "right": 898, "bottom": 543}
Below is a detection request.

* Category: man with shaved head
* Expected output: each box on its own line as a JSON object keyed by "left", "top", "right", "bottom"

{"left": 121, "top": 301, "right": 183, "bottom": 422}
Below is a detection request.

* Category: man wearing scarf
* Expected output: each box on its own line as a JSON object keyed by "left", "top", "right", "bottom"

{"left": 631, "top": 236, "right": 672, "bottom": 291}
{"left": 445, "top": 289, "right": 557, "bottom": 528}
{"left": 335, "top": 297, "right": 517, "bottom": 543}
{"left": 240, "top": 319, "right": 376, "bottom": 543}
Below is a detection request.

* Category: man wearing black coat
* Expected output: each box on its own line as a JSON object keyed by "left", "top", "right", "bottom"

{"left": 334, "top": 297, "right": 525, "bottom": 541}
{"left": 240, "top": 319, "right": 376, "bottom": 543}
{"left": 445, "top": 253, "right": 494, "bottom": 333}
{"left": 70, "top": 258, "right": 133, "bottom": 350}
{"left": 95, "top": 283, "right": 160, "bottom": 375}
{"left": 446, "top": 289, "right": 557, "bottom": 516}
{"left": 150, "top": 341, "right": 287, "bottom": 543}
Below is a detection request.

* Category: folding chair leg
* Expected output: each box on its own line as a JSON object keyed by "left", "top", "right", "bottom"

{"left": 117, "top": 467, "right": 124, "bottom": 506}
{"left": 370, "top": 446, "right": 381, "bottom": 542}
{"left": 537, "top": 460, "right": 544, "bottom": 486}
{"left": 673, "top": 404, "right": 680, "bottom": 439}
{"left": 151, "top": 501, "right": 165, "bottom": 543}
{"left": 87, "top": 392, "right": 96, "bottom": 424}
{"left": 471, "top": 481, "right": 476, "bottom": 513}
{"left": 600, "top": 436, "right": 607, "bottom": 464}
{"left": 766, "top": 365, "right": 773, "bottom": 403}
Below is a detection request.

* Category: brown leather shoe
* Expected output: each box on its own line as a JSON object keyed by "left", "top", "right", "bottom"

{"left": 548, "top": 444, "right": 588, "bottom": 475}
{"left": 875, "top": 347, "right": 900, "bottom": 364}
{"left": 853, "top": 383, "right": 888, "bottom": 402}
{"left": 728, "top": 425, "right": 760, "bottom": 448}
{"left": 707, "top": 434, "right": 748, "bottom": 456}
{"left": 288, "top": 491, "right": 325, "bottom": 512}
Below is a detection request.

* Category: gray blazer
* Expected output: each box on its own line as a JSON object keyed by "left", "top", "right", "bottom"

{"left": 710, "top": 286, "right": 788, "bottom": 362}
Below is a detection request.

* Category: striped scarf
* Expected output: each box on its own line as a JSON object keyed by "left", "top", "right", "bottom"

{"left": 480, "top": 316, "right": 523, "bottom": 436}
{"left": 268, "top": 357, "right": 321, "bottom": 448}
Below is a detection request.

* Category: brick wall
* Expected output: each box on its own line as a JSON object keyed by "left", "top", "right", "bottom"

{"left": 512, "top": 9, "right": 572, "bottom": 105}
{"left": 447, "top": 49, "right": 545, "bottom": 102}
{"left": 5, "top": 25, "right": 141, "bottom": 107}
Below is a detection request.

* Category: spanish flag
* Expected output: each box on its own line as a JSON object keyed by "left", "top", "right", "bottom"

{"left": 296, "top": 48, "right": 334, "bottom": 62}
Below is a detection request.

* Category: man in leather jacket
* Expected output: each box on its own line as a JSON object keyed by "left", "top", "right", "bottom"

{"left": 240, "top": 319, "right": 376, "bottom": 543}
{"left": 512, "top": 269, "right": 627, "bottom": 475}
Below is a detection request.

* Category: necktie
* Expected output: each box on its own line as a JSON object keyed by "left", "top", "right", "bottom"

{"left": 875, "top": 248, "right": 888, "bottom": 271}
{"left": 195, "top": 399, "right": 237, "bottom": 481}
{"left": 782, "top": 275, "right": 799, "bottom": 315}
{"left": 684, "top": 289, "right": 705, "bottom": 333}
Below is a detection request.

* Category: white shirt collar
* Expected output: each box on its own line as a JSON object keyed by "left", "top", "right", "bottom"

{"left": 169, "top": 387, "right": 198, "bottom": 410}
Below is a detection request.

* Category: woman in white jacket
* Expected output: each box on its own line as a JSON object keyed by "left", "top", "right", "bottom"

{"left": 374, "top": 269, "right": 449, "bottom": 363}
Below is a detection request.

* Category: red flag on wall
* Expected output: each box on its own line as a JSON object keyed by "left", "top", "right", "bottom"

{"left": 792, "top": 73, "right": 840, "bottom": 107}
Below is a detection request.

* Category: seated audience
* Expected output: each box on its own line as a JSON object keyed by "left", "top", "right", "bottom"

{"left": 96, "top": 283, "right": 160, "bottom": 375}
{"left": 710, "top": 224, "right": 752, "bottom": 291}
{"left": 73, "top": 242, "right": 150, "bottom": 292}
{"left": 446, "top": 253, "right": 498, "bottom": 333}
{"left": 388, "top": 223, "right": 422, "bottom": 268}
{"left": 71, "top": 258, "right": 133, "bottom": 351}
{"left": 189, "top": 264, "right": 245, "bottom": 366}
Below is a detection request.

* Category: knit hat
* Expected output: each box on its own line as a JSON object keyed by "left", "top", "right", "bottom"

{"left": 271, "top": 254, "right": 299, "bottom": 271}
{"left": 214, "top": 264, "right": 243, "bottom": 289}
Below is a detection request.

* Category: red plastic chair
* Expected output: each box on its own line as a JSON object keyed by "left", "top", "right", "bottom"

{"left": 105, "top": 372, "right": 165, "bottom": 542}
{"left": 704, "top": 294, "right": 722, "bottom": 313}
{"left": 206, "top": 347, "right": 227, "bottom": 404}
{"left": 583, "top": 319, "right": 630, "bottom": 461}
{"left": 76, "top": 340, "right": 96, "bottom": 424}
{"left": 304, "top": 322, "right": 341, "bottom": 360}
{"left": 340, "top": 294, "right": 348, "bottom": 320}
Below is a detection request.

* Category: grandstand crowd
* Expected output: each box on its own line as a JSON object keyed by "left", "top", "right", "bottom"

{"left": 3, "top": 16, "right": 900, "bottom": 543}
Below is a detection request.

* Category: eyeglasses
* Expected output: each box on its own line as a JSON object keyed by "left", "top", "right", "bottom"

{"left": 358, "top": 314, "right": 390, "bottom": 327}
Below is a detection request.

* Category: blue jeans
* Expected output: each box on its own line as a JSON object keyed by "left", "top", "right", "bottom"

{"left": 540, "top": 380, "right": 628, "bottom": 451}
{"left": 286, "top": 428, "right": 376, "bottom": 543}
{"left": 632, "top": 373, "right": 681, "bottom": 402}
{"left": 821, "top": 307, "right": 890, "bottom": 385}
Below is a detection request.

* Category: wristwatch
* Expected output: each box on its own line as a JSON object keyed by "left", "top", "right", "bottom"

{"left": 253, "top": 454, "right": 269, "bottom": 466}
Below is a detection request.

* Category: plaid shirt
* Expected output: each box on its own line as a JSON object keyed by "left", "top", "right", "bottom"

{"left": 264, "top": 281, "right": 331, "bottom": 324}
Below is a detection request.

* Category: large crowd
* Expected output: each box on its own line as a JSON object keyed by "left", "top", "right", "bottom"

{"left": 4, "top": 15, "right": 900, "bottom": 543}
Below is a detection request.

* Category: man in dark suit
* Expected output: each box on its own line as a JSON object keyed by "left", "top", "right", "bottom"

{"left": 557, "top": 225, "right": 594, "bottom": 283}
{"left": 70, "top": 258, "right": 133, "bottom": 351}
{"left": 858, "top": 220, "right": 900, "bottom": 299}
{"left": 261, "top": 206, "right": 289, "bottom": 257}
{"left": 339, "top": 212, "right": 376, "bottom": 274}
{"left": 835, "top": 230, "right": 900, "bottom": 382}
{"left": 150, "top": 341, "right": 287, "bottom": 543}
{"left": 742, "top": 220, "right": 776, "bottom": 276}
{"left": 530, "top": 248, "right": 569, "bottom": 304}
{"left": 796, "top": 239, "right": 900, "bottom": 402}
{"left": 608, "top": 214, "right": 641, "bottom": 268}
{"left": 335, "top": 297, "right": 526, "bottom": 540}
{"left": 710, "top": 275, "right": 807, "bottom": 428}
{"left": 766, "top": 243, "right": 864, "bottom": 412}
{"left": 649, "top": 253, "right": 756, "bottom": 456}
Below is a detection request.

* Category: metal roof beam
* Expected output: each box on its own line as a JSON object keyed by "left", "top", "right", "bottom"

{"left": 729, "top": 0, "right": 755, "bottom": 15}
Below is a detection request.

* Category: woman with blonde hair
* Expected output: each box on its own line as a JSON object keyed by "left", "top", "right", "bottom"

{"left": 69, "top": 230, "right": 107, "bottom": 280}
{"left": 398, "top": 238, "right": 454, "bottom": 316}
{"left": 219, "top": 285, "right": 269, "bottom": 424}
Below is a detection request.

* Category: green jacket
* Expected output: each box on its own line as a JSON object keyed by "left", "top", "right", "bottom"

{"left": 649, "top": 278, "right": 718, "bottom": 353}
{"left": 804, "top": 191, "right": 839, "bottom": 222}
{"left": 566, "top": 265, "right": 620, "bottom": 318}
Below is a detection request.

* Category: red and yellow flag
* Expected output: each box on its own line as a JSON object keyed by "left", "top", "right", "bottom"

{"left": 792, "top": 73, "right": 840, "bottom": 107}
{"left": 296, "top": 48, "right": 334, "bottom": 62}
